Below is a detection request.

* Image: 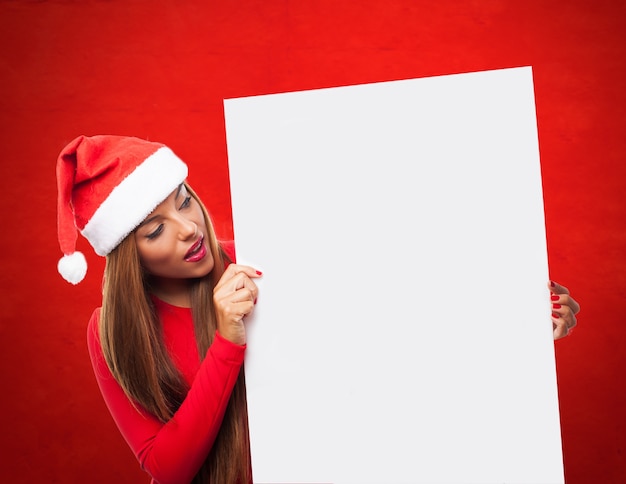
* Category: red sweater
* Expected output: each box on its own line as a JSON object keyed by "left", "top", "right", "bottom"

{"left": 87, "top": 294, "right": 246, "bottom": 484}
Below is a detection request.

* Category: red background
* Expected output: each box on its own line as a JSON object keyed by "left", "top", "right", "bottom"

{"left": 1, "top": 1, "right": 624, "bottom": 482}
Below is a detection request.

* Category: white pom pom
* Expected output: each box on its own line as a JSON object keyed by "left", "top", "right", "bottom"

{"left": 58, "top": 252, "right": 88, "bottom": 284}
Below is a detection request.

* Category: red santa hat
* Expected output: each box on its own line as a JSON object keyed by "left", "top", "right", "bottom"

{"left": 56, "top": 135, "right": 188, "bottom": 284}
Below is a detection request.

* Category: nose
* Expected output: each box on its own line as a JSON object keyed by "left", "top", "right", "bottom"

{"left": 177, "top": 216, "right": 198, "bottom": 240}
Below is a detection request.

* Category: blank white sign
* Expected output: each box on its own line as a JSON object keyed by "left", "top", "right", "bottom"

{"left": 224, "top": 67, "right": 563, "bottom": 484}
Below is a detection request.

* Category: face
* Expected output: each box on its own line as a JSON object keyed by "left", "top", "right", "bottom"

{"left": 134, "top": 184, "right": 215, "bottom": 288}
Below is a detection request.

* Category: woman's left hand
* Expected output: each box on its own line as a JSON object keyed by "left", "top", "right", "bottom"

{"left": 549, "top": 281, "right": 580, "bottom": 340}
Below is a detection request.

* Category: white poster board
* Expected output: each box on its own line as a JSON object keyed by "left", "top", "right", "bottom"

{"left": 224, "top": 67, "right": 563, "bottom": 484}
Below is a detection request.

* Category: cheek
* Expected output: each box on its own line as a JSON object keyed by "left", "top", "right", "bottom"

{"left": 136, "top": 239, "right": 177, "bottom": 272}
{"left": 193, "top": 206, "right": 208, "bottom": 229}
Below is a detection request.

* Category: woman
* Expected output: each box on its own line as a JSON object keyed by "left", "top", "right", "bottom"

{"left": 56, "top": 135, "right": 579, "bottom": 484}
{"left": 56, "top": 135, "right": 259, "bottom": 483}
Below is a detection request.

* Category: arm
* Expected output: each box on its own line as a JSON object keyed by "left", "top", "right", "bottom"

{"left": 87, "top": 309, "right": 245, "bottom": 484}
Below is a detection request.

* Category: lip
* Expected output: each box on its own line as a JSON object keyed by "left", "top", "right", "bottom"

{"left": 184, "top": 235, "right": 207, "bottom": 262}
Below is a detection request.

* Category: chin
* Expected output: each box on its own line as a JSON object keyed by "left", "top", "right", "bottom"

{"left": 192, "top": 259, "right": 215, "bottom": 278}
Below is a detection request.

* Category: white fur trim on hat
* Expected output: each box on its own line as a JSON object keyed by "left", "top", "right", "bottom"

{"left": 81, "top": 146, "right": 188, "bottom": 256}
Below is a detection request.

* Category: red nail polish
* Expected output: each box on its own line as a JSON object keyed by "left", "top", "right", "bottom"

{"left": 256, "top": 270, "right": 263, "bottom": 275}
{"left": 551, "top": 295, "right": 560, "bottom": 301}
{"left": 552, "top": 313, "right": 560, "bottom": 319}
{"left": 552, "top": 303, "right": 562, "bottom": 309}
{"left": 550, "top": 281, "right": 556, "bottom": 287}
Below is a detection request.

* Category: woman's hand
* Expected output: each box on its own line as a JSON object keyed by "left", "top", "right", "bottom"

{"left": 549, "top": 281, "right": 580, "bottom": 340}
{"left": 213, "top": 264, "right": 261, "bottom": 345}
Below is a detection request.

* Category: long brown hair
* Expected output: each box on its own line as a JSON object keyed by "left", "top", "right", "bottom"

{"left": 100, "top": 183, "right": 251, "bottom": 483}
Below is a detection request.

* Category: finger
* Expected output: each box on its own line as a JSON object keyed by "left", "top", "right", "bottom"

{"left": 551, "top": 305, "right": 577, "bottom": 331}
{"left": 552, "top": 315, "right": 569, "bottom": 340}
{"left": 215, "top": 264, "right": 262, "bottom": 292}
{"left": 214, "top": 294, "right": 256, "bottom": 321}
{"left": 226, "top": 272, "right": 259, "bottom": 299}
{"left": 229, "top": 300, "right": 256, "bottom": 320}
{"left": 215, "top": 266, "right": 260, "bottom": 292}
{"left": 550, "top": 293, "right": 581, "bottom": 315}
{"left": 230, "top": 285, "right": 257, "bottom": 304}
{"left": 548, "top": 280, "right": 571, "bottom": 295}
{"left": 214, "top": 273, "right": 258, "bottom": 309}
{"left": 225, "top": 264, "right": 263, "bottom": 279}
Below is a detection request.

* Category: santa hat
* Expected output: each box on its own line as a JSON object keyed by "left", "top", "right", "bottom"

{"left": 56, "top": 135, "right": 188, "bottom": 284}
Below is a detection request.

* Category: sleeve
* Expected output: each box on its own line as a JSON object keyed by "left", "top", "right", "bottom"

{"left": 86, "top": 308, "right": 246, "bottom": 484}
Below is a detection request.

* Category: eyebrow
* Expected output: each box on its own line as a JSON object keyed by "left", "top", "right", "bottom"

{"left": 137, "top": 184, "right": 184, "bottom": 229}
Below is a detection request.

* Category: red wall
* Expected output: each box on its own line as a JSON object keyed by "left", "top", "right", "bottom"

{"left": 1, "top": 1, "right": 624, "bottom": 482}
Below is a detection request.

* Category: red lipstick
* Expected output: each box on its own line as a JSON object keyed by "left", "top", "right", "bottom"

{"left": 184, "top": 236, "right": 207, "bottom": 262}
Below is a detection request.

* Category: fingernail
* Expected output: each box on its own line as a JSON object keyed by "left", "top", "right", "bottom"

{"left": 254, "top": 298, "right": 258, "bottom": 304}
{"left": 552, "top": 303, "right": 562, "bottom": 309}
{"left": 552, "top": 313, "right": 560, "bottom": 319}
{"left": 550, "top": 281, "right": 556, "bottom": 287}
{"left": 551, "top": 295, "right": 560, "bottom": 301}
{"left": 256, "top": 270, "right": 263, "bottom": 275}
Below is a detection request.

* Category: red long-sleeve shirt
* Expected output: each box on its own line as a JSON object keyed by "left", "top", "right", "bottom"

{"left": 87, "top": 297, "right": 246, "bottom": 484}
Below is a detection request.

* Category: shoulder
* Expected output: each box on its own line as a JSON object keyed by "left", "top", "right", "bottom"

{"left": 86, "top": 308, "right": 103, "bottom": 358}
{"left": 84, "top": 307, "right": 117, "bottom": 384}
{"left": 87, "top": 307, "right": 101, "bottom": 336}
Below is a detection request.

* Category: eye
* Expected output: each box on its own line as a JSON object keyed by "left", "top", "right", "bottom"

{"left": 179, "top": 196, "right": 192, "bottom": 210}
{"left": 146, "top": 224, "right": 164, "bottom": 240}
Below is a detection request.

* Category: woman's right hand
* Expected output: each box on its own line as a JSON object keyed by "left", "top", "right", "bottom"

{"left": 213, "top": 264, "right": 261, "bottom": 345}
